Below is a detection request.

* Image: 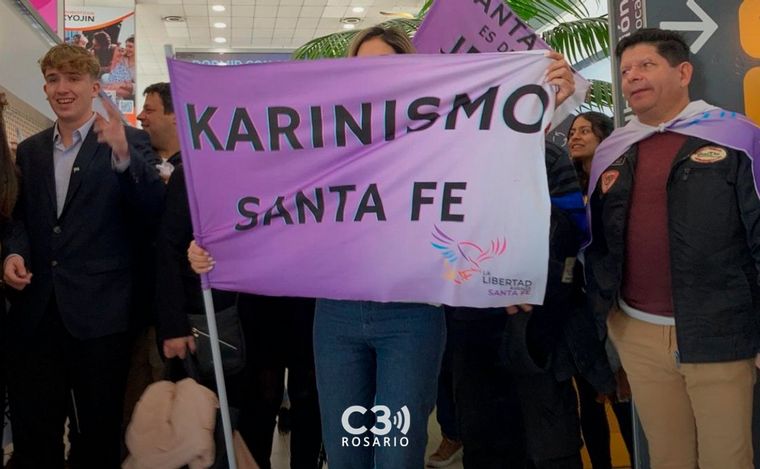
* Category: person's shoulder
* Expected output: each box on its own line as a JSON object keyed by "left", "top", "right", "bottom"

{"left": 166, "top": 164, "right": 187, "bottom": 194}
{"left": 26, "top": 126, "right": 54, "bottom": 143}
{"left": 171, "top": 163, "right": 185, "bottom": 178}
{"left": 124, "top": 126, "right": 161, "bottom": 164}
{"left": 16, "top": 127, "right": 54, "bottom": 155}
{"left": 124, "top": 125, "right": 148, "bottom": 139}
{"left": 544, "top": 139, "right": 565, "bottom": 156}
{"left": 544, "top": 140, "right": 571, "bottom": 169}
{"left": 124, "top": 125, "right": 152, "bottom": 147}
{"left": 167, "top": 152, "right": 182, "bottom": 166}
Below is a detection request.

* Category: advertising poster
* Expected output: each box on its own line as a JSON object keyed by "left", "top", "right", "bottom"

{"left": 64, "top": 6, "right": 136, "bottom": 125}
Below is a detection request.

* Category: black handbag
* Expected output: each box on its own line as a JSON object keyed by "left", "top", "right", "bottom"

{"left": 187, "top": 300, "right": 246, "bottom": 379}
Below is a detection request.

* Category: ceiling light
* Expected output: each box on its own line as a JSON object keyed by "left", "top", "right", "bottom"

{"left": 213, "top": 36, "right": 227, "bottom": 43}
{"left": 343, "top": 24, "right": 355, "bottom": 30}
{"left": 211, "top": 5, "right": 226, "bottom": 12}
{"left": 162, "top": 15, "right": 185, "bottom": 23}
{"left": 213, "top": 22, "right": 227, "bottom": 28}
{"left": 352, "top": 6, "right": 365, "bottom": 13}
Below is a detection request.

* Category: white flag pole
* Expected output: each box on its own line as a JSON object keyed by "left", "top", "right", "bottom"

{"left": 164, "top": 42, "right": 237, "bottom": 469}
{"left": 202, "top": 288, "right": 238, "bottom": 469}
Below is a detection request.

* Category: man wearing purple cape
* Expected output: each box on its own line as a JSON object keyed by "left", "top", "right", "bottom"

{"left": 584, "top": 28, "right": 760, "bottom": 469}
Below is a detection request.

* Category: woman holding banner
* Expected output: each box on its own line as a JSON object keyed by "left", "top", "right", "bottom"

{"left": 189, "top": 27, "right": 447, "bottom": 469}
{"left": 309, "top": 28, "right": 447, "bottom": 469}
{"left": 188, "top": 24, "right": 578, "bottom": 469}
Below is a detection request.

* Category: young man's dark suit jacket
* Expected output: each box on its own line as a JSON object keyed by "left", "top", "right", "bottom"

{"left": 3, "top": 124, "right": 165, "bottom": 340}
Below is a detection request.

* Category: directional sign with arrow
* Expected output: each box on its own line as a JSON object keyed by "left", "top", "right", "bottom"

{"left": 660, "top": 0, "right": 719, "bottom": 53}
{"left": 610, "top": 0, "right": 756, "bottom": 125}
{"left": 648, "top": 0, "right": 754, "bottom": 118}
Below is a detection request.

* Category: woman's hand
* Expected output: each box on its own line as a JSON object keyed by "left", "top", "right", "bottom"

{"left": 187, "top": 240, "right": 215, "bottom": 274}
{"left": 163, "top": 336, "right": 196, "bottom": 359}
{"left": 506, "top": 304, "right": 533, "bottom": 315}
{"left": 545, "top": 51, "right": 575, "bottom": 108}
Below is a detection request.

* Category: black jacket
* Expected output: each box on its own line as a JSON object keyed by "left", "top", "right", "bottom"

{"left": 3, "top": 125, "right": 165, "bottom": 339}
{"left": 155, "top": 164, "right": 236, "bottom": 342}
{"left": 127, "top": 150, "right": 184, "bottom": 331}
{"left": 585, "top": 135, "right": 760, "bottom": 363}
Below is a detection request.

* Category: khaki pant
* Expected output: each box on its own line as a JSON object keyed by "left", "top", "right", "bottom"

{"left": 607, "top": 308, "right": 756, "bottom": 469}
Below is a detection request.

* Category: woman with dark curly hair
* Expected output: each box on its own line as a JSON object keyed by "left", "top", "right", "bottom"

{"left": 567, "top": 112, "right": 614, "bottom": 193}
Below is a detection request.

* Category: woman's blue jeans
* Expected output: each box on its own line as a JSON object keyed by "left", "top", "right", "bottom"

{"left": 313, "top": 299, "right": 446, "bottom": 469}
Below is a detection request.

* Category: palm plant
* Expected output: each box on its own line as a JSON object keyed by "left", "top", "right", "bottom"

{"left": 292, "top": 0, "right": 613, "bottom": 110}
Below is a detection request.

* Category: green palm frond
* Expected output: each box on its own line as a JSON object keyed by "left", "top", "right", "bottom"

{"left": 291, "top": 0, "right": 613, "bottom": 111}
{"left": 542, "top": 15, "right": 609, "bottom": 63}
{"left": 506, "top": 0, "right": 589, "bottom": 23}
{"left": 291, "top": 18, "right": 421, "bottom": 60}
{"left": 581, "top": 79, "right": 614, "bottom": 111}
{"left": 418, "top": 0, "right": 434, "bottom": 17}
{"left": 292, "top": 31, "right": 358, "bottom": 60}
{"left": 293, "top": 1, "right": 607, "bottom": 61}
{"left": 382, "top": 18, "right": 423, "bottom": 36}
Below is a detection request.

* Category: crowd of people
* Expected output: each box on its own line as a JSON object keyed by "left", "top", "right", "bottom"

{"left": 0, "top": 24, "right": 757, "bottom": 469}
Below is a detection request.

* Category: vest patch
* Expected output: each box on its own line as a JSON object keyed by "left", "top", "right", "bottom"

{"left": 690, "top": 146, "right": 727, "bottom": 163}
{"left": 601, "top": 170, "right": 620, "bottom": 194}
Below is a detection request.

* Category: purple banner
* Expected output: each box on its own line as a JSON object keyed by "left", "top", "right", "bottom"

{"left": 413, "top": 0, "right": 550, "bottom": 54}
{"left": 413, "top": 0, "right": 589, "bottom": 127}
{"left": 169, "top": 52, "right": 556, "bottom": 307}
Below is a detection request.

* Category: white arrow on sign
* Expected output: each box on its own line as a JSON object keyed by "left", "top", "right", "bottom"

{"left": 660, "top": 0, "right": 718, "bottom": 54}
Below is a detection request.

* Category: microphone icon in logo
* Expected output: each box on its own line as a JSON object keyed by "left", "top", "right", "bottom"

{"left": 391, "top": 406, "right": 411, "bottom": 435}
